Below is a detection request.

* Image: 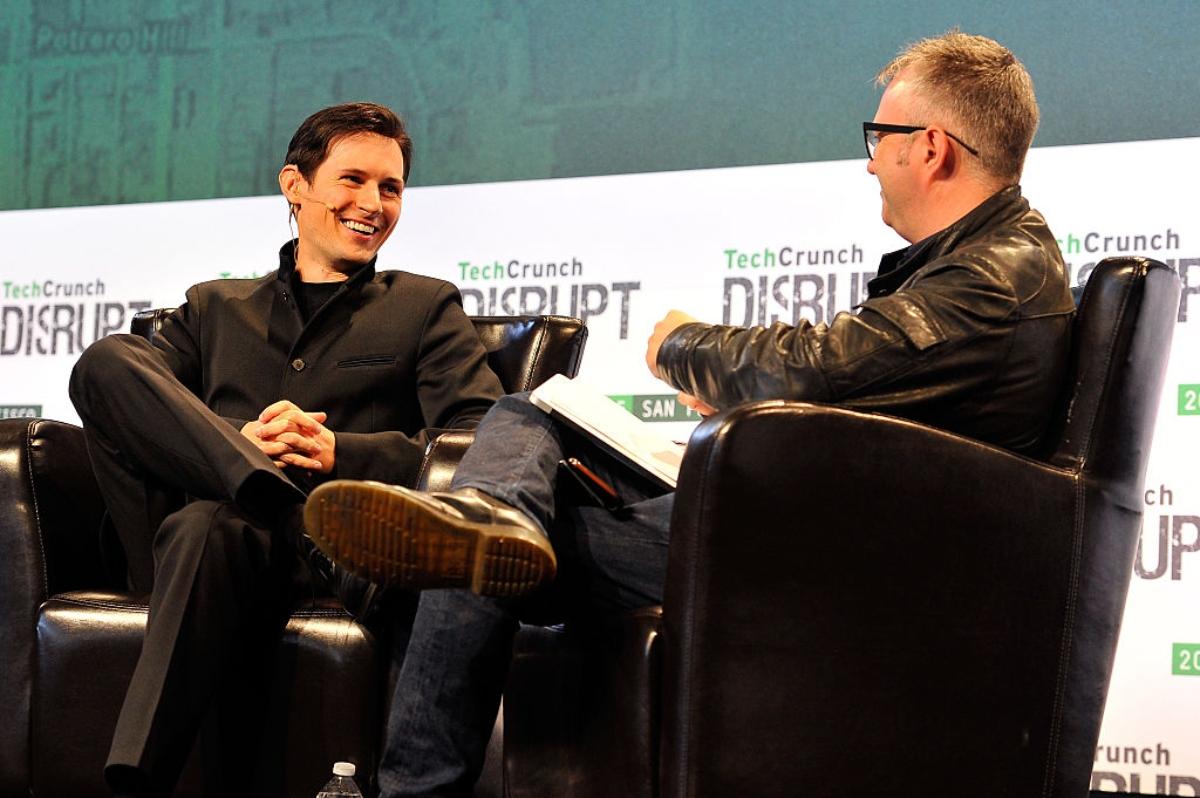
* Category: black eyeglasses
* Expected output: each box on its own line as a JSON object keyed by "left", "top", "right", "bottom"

{"left": 862, "top": 122, "right": 979, "bottom": 160}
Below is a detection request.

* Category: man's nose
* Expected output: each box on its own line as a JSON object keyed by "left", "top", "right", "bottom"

{"left": 357, "top": 184, "right": 382, "bottom": 213}
{"left": 866, "top": 157, "right": 877, "bottom": 176}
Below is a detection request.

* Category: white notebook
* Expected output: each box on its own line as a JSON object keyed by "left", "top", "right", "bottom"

{"left": 530, "top": 374, "right": 685, "bottom": 489}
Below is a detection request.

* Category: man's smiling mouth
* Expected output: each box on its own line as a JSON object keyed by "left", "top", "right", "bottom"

{"left": 341, "top": 219, "right": 377, "bottom": 235}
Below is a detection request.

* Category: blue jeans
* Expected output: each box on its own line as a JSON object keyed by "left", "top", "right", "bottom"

{"left": 378, "top": 393, "right": 674, "bottom": 797}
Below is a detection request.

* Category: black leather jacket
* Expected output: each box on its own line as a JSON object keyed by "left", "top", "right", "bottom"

{"left": 657, "top": 186, "right": 1074, "bottom": 455}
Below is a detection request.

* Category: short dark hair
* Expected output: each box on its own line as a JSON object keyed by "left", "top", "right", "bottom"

{"left": 284, "top": 102, "right": 413, "bottom": 182}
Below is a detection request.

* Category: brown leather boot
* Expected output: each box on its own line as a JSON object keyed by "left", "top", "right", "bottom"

{"left": 304, "top": 481, "right": 556, "bottom": 598}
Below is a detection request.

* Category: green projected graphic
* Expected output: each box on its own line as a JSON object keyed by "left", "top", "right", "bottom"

{"left": 1, "top": 0, "right": 1196, "bottom": 210}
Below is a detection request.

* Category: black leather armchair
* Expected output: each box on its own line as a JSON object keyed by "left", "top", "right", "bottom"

{"left": 0, "top": 314, "right": 586, "bottom": 798}
{"left": 487, "top": 257, "right": 1181, "bottom": 798}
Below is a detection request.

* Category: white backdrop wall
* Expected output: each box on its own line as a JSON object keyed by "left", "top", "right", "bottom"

{"left": 1, "top": 136, "right": 1198, "bottom": 793}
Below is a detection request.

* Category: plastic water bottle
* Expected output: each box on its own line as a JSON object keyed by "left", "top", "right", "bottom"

{"left": 316, "top": 761, "right": 362, "bottom": 798}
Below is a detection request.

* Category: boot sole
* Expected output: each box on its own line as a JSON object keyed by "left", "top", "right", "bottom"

{"left": 304, "top": 480, "right": 555, "bottom": 598}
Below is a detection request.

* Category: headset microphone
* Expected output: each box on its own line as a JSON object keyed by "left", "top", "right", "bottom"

{"left": 298, "top": 192, "right": 337, "bottom": 213}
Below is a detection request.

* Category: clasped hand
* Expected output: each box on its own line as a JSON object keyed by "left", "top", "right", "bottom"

{"left": 240, "top": 400, "right": 335, "bottom": 473}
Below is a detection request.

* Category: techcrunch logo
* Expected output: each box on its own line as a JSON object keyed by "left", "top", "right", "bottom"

{"left": 2, "top": 277, "right": 151, "bottom": 357}
{"left": 609, "top": 394, "right": 704, "bottom": 422}
{"left": 719, "top": 237, "right": 871, "bottom": 326}
{"left": 459, "top": 259, "right": 583, "bottom": 281}
{"left": 455, "top": 257, "right": 641, "bottom": 339}
{"left": 1057, "top": 227, "right": 1179, "bottom": 256}
{"left": 0, "top": 405, "right": 41, "bottom": 419}
{"left": 723, "top": 244, "right": 865, "bottom": 270}
{"left": 1092, "top": 741, "right": 1198, "bottom": 793}
{"left": 4, "top": 278, "right": 107, "bottom": 299}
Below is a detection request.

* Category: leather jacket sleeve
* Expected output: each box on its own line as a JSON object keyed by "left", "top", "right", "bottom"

{"left": 655, "top": 256, "right": 1022, "bottom": 412}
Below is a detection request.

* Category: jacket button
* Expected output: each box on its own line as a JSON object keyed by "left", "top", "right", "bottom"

{"left": 291, "top": 358, "right": 306, "bottom": 372}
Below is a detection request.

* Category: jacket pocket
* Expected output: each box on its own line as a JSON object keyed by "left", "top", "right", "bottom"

{"left": 336, "top": 354, "right": 397, "bottom": 368}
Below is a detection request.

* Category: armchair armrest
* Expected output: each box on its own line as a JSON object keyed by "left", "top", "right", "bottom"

{"left": 416, "top": 431, "right": 477, "bottom": 492}
{"left": 661, "top": 401, "right": 1082, "bottom": 797}
{"left": 0, "top": 418, "right": 111, "bottom": 599}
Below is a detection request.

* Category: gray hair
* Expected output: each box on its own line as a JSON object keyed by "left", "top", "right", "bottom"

{"left": 877, "top": 31, "right": 1039, "bottom": 183}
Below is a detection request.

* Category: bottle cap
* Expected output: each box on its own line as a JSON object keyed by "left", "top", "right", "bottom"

{"left": 333, "top": 762, "right": 356, "bottom": 777}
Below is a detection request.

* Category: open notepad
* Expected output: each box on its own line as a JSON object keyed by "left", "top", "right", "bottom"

{"left": 530, "top": 374, "right": 686, "bottom": 490}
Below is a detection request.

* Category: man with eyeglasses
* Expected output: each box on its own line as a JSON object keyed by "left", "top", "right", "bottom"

{"left": 302, "top": 32, "right": 1073, "bottom": 797}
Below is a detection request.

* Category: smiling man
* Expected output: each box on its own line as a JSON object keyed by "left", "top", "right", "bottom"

{"left": 279, "top": 124, "right": 406, "bottom": 279}
{"left": 67, "top": 102, "right": 503, "bottom": 797}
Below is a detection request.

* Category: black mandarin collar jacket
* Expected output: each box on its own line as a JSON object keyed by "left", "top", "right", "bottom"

{"left": 150, "top": 241, "right": 503, "bottom": 488}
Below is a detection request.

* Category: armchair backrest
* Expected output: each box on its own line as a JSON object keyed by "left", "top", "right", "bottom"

{"left": 130, "top": 309, "right": 587, "bottom": 395}
{"left": 470, "top": 315, "right": 587, "bottom": 394}
{"left": 129, "top": 307, "right": 171, "bottom": 341}
{"left": 1044, "top": 257, "right": 1178, "bottom": 485}
{"left": 1036, "top": 256, "right": 1181, "bottom": 794}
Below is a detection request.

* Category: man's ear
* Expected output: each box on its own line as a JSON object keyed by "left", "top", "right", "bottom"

{"left": 278, "top": 164, "right": 305, "bottom": 204}
{"left": 921, "top": 128, "right": 958, "bottom": 178}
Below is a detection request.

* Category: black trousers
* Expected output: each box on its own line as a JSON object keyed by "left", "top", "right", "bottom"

{"left": 69, "top": 333, "right": 310, "bottom": 797}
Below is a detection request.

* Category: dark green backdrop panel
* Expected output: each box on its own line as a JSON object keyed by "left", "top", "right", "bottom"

{"left": 1, "top": 0, "right": 1194, "bottom": 210}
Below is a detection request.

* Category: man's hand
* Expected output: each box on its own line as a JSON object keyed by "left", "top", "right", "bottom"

{"left": 677, "top": 391, "right": 718, "bottom": 417}
{"left": 646, "top": 309, "right": 700, "bottom": 379}
{"left": 239, "top": 400, "right": 336, "bottom": 473}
